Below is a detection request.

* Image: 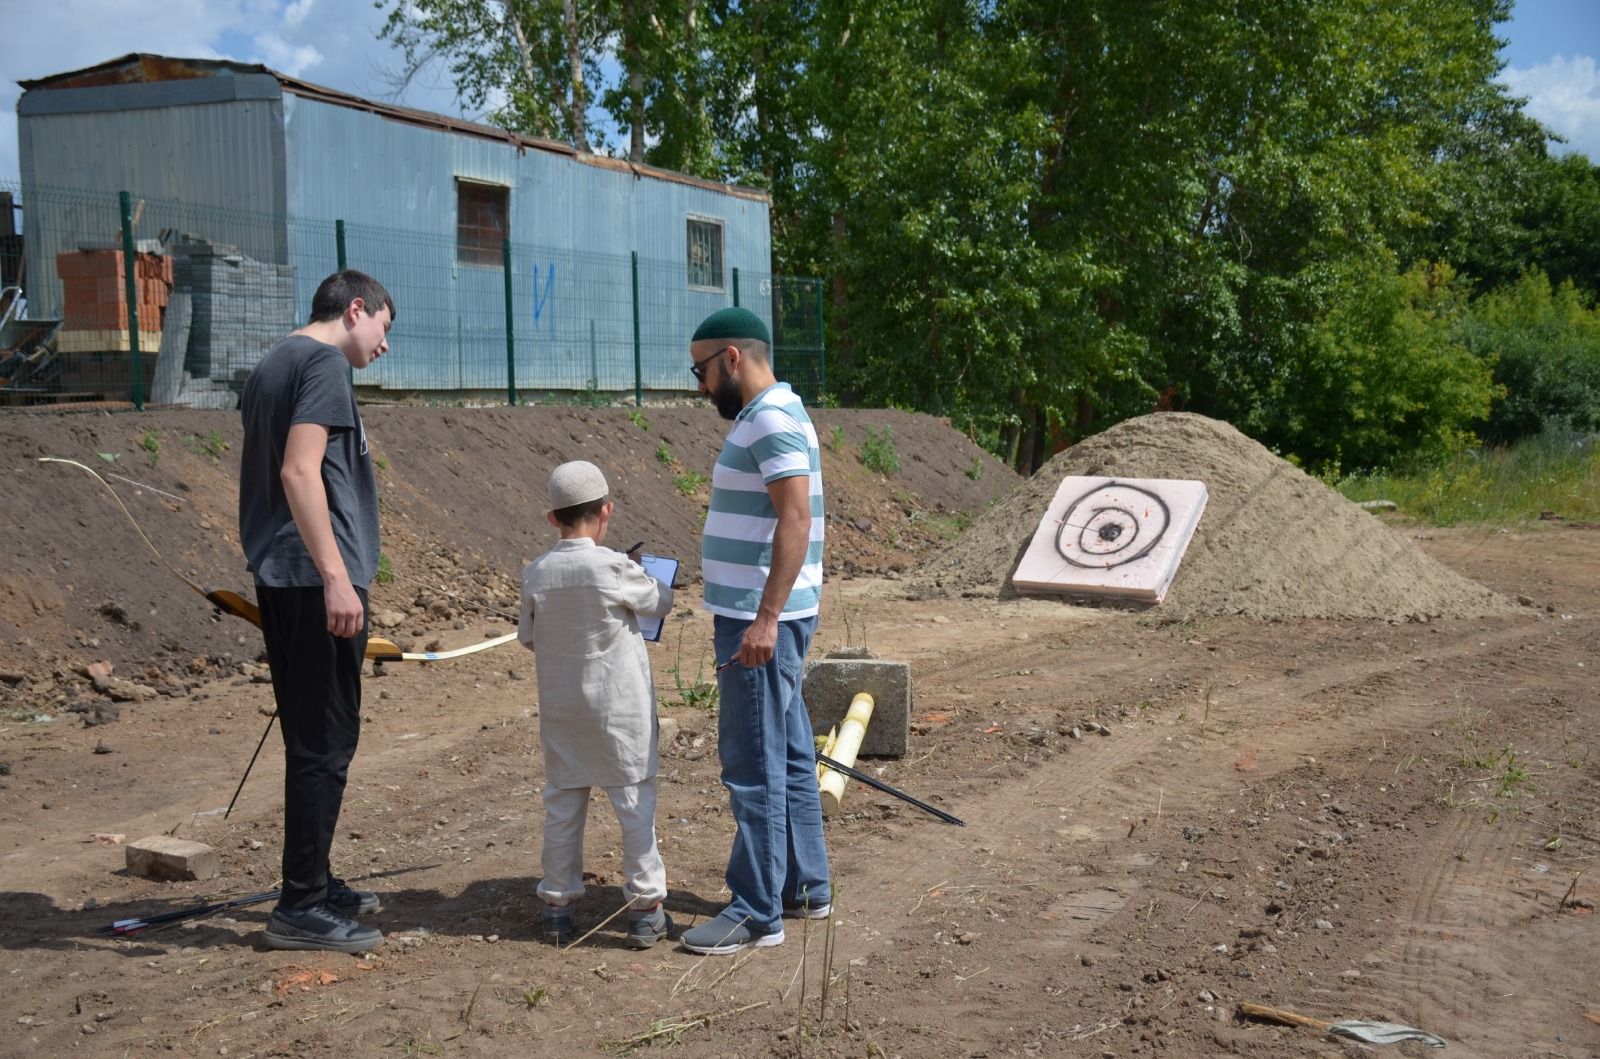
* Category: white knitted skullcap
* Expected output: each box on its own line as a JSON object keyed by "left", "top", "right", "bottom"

{"left": 548, "top": 460, "right": 609, "bottom": 509}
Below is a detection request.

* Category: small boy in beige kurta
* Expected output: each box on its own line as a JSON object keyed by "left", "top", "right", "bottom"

{"left": 517, "top": 461, "right": 675, "bottom": 947}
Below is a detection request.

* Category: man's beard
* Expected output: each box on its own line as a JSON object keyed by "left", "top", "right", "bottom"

{"left": 712, "top": 373, "right": 743, "bottom": 420}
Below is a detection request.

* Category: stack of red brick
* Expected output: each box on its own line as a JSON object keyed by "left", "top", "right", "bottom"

{"left": 56, "top": 249, "right": 172, "bottom": 353}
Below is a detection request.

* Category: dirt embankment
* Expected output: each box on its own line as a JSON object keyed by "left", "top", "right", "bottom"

{"left": 916, "top": 412, "right": 1510, "bottom": 621}
{"left": 0, "top": 405, "right": 1013, "bottom": 709}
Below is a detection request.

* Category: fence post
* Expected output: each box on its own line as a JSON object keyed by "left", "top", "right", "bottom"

{"left": 732, "top": 266, "right": 740, "bottom": 307}
{"left": 815, "top": 279, "right": 827, "bottom": 399}
{"left": 631, "top": 251, "right": 642, "bottom": 408}
{"left": 118, "top": 191, "right": 144, "bottom": 410}
{"left": 337, "top": 220, "right": 350, "bottom": 385}
{"left": 503, "top": 237, "right": 517, "bottom": 406}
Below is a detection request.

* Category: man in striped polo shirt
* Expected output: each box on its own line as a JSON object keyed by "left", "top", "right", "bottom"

{"left": 678, "top": 306, "right": 832, "bottom": 956}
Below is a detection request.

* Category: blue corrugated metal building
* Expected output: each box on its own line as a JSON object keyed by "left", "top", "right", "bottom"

{"left": 17, "top": 54, "right": 772, "bottom": 393}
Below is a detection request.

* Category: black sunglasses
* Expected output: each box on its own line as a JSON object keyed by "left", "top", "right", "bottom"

{"left": 690, "top": 345, "right": 732, "bottom": 383}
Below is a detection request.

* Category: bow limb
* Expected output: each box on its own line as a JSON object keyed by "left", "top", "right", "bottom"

{"left": 367, "top": 630, "right": 521, "bottom": 663}
{"left": 40, "top": 457, "right": 212, "bottom": 599}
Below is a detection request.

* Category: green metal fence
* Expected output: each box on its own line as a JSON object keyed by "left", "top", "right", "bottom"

{"left": 0, "top": 182, "right": 825, "bottom": 410}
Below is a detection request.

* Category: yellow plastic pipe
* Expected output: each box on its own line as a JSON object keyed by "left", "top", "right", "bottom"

{"left": 815, "top": 726, "right": 838, "bottom": 784}
{"left": 819, "top": 692, "right": 875, "bottom": 816}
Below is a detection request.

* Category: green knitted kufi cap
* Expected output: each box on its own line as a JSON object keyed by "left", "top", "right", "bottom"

{"left": 692, "top": 306, "right": 770, "bottom": 345}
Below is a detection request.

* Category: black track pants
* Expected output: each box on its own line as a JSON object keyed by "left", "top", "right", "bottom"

{"left": 257, "top": 584, "right": 367, "bottom": 911}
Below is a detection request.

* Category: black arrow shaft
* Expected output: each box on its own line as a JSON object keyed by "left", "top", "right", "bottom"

{"left": 816, "top": 752, "right": 964, "bottom": 826}
{"left": 102, "top": 889, "right": 280, "bottom": 935}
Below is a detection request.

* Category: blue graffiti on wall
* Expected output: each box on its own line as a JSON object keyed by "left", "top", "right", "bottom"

{"left": 530, "top": 261, "right": 556, "bottom": 331}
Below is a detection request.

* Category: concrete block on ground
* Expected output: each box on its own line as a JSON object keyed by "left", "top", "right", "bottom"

{"left": 125, "top": 836, "right": 220, "bottom": 881}
{"left": 802, "top": 650, "right": 911, "bottom": 757}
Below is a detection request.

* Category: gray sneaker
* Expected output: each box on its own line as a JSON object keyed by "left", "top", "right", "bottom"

{"left": 679, "top": 911, "right": 784, "bottom": 956}
{"left": 327, "top": 877, "right": 381, "bottom": 917}
{"left": 782, "top": 899, "right": 832, "bottom": 920}
{"left": 625, "top": 906, "right": 673, "bottom": 949}
{"left": 263, "top": 904, "right": 383, "bottom": 954}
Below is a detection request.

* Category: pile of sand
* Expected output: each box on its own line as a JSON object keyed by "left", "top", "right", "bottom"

{"left": 915, "top": 413, "right": 1509, "bottom": 620}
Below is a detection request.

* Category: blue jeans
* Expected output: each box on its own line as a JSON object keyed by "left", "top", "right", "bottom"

{"left": 713, "top": 614, "right": 830, "bottom": 932}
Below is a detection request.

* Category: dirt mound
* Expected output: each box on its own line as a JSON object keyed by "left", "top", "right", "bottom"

{"left": 0, "top": 405, "right": 1012, "bottom": 702}
{"left": 914, "top": 412, "right": 1510, "bottom": 620}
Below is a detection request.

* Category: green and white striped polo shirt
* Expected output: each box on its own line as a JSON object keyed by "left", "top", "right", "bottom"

{"left": 701, "top": 382, "right": 825, "bottom": 620}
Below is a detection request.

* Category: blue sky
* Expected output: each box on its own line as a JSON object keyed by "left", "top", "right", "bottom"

{"left": 1499, "top": 0, "right": 1600, "bottom": 158}
{"left": 1, "top": 0, "right": 1596, "bottom": 187}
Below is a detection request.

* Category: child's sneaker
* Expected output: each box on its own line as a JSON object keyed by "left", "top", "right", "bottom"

{"left": 543, "top": 903, "right": 576, "bottom": 945}
{"left": 624, "top": 904, "right": 673, "bottom": 949}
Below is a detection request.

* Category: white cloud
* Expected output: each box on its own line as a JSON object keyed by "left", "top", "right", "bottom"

{"left": 1503, "top": 54, "right": 1600, "bottom": 161}
{"left": 0, "top": 0, "right": 474, "bottom": 186}
{"left": 251, "top": 32, "right": 324, "bottom": 78}
{"left": 282, "top": 0, "right": 316, "bottom": 28}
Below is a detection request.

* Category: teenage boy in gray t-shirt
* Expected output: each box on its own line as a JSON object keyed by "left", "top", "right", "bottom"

{"left": 239, "top": 270, "right": 393, "bottom": 954}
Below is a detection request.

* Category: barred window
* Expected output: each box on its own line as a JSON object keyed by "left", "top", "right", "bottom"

{"left": 687, "top": 216, "right": 724, "bottom": 291}
{"left": 457, "top": 180, "right": 509, "bottom": 268}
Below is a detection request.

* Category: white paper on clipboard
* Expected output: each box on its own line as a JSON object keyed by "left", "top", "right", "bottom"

{"left": 637, "top": 553, "right": 679, "bottom": 642}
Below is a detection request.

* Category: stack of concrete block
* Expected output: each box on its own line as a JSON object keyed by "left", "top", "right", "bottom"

{"left": 170, "top": 236, "right": 295, "bottom": 382}
{"left": 55, "top": 245, "right": 170, "bottom": 354}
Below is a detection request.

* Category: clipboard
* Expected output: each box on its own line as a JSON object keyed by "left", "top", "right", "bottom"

{"left": 638, "top": 553, "right": 679, "bottom": 642}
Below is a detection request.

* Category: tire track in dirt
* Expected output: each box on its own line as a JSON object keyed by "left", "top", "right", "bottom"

{"left": 929, "top": 618, "right": 1542, "bottom": 831}
{"left": 821, "top": 616, "right": 1554, "bottom": 1051}
{"left": 1331, "top": 637, "right": 1596, "bottom": 1057}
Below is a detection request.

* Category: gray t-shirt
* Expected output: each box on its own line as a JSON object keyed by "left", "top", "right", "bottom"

{"left": 239, "top": 334, "right": 380, "bottom": 589}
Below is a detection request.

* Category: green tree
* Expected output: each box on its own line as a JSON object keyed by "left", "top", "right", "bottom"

{"left": 378, "top": 0, "right": 611, "bottom": 150}
{"left": 1440, "top": 152, "right": 1600, "bottom": 298}
{"left": 1259, "top": 261, "right": 1499, "bottom": 472}
{"left": 1464, "top": 270, "right": 1600, "bottom": 443}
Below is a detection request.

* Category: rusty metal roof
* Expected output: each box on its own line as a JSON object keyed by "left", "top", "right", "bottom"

{"left": 20, "top": 53, "right": 770, "bottom": 203}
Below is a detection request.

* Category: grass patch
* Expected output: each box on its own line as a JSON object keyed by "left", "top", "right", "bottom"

{"left": 627, "top": 408, "right": 650, "bottom": 430}
{"left": 655, "top": 442, "right": 675, "bottom": 465}
{"left": 1337, "top": 430, "right": 1600, "bottom": 526}
{"left": 673, "top": 470, "right": 709, "bottom": 496}
{"left": 665, "top": 627, "right": 718, "bottom": 710}
{"left": 827, "top": 424, "right": 845, "bottom": 453}
{"left": 384, "top": 1029, "right": 442, "bottom": 1057}
{"left": 567, "top": 382, "right": 613, "bottom": 407}
{"left": 916, "top": 510, "right": 974, "bottom": 540}
{"left": 376, "top": 553, "right": 395, "bottom": 584}
{"left": 139, "top": 429, "right": 160, "bottom": 466}
{"left": 185, "top": 429, "right": 229, "bottom": 460}
{"left": 858, "top": 426, "right": 900, "bottom": 476}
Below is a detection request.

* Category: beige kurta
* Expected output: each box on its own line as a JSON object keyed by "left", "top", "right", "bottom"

{"left": 518, "top": 538, "right": 675, "bottom": 789}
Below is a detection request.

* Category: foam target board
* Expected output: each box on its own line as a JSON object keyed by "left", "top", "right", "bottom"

{"left": 1011, "top": 477, "right": 1208, "bottom": 603}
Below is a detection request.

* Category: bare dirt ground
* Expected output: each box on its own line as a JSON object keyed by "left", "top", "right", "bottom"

{"left": 1, "top": 408, "right": 1597, "bottom": 1059}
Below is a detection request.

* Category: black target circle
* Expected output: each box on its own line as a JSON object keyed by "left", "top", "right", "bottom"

{"left": 1055, "top": 480, "right": 1172, "bottom": 569}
